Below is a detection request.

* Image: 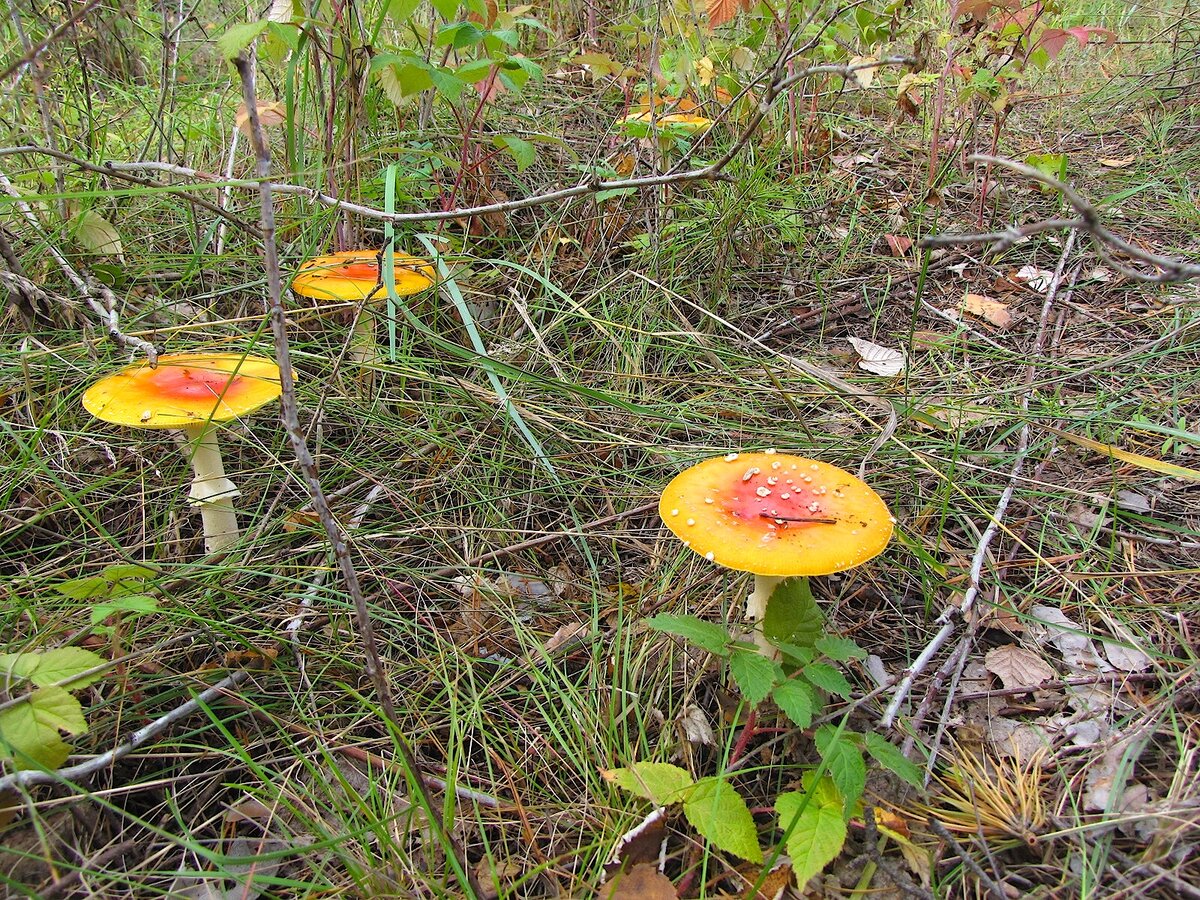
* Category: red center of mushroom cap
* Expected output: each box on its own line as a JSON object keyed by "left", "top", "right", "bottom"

{"left": 144, "top": 364, "right": 243, "bottom": 401}
{"left": 331, "top": 261, "right": 380, "bottom": 279}
{"left": 658, "top": 452, "right": 894, "bottom": 577}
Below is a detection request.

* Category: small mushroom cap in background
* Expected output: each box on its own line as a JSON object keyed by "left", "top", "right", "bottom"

{"left": 82, "top": 353, "right": 283, "bottom": 429}
{"left": 290, "top": 250, "right": 435, "bottom": 302}
{"left": 659, "top": 452, "right": 894, "bottom": 577}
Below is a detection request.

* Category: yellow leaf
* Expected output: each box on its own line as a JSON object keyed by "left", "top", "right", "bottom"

{"left": 961, "top": 292, "right": 1013, "bottom": 328}
{"left": 235, "top": 100, "right": 288, "bottom": 136}
{"left": 696, "top": 55, "right": 715, "bottom": 86}
{"left": 848, "top": 55, "right": 879, "bottom": 89}
{"left": 1098, "top": 154, "right": 1137, "bottom": 168}
{"left": 1043, "top": 427, "right": 1200, "bottom": 482}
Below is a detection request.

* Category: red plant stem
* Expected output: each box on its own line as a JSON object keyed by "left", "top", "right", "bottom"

{"left": 443, "top": 64, "right": 500, "bottom": 218}
{"left": 729, "top": 707, "right": 759, "bottom": 767}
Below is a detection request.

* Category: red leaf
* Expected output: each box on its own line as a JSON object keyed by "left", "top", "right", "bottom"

{"left": 707, "top": 0, "right": 750, "bottom": 29}
{"left": 1038, "top": 25, "right": 1116, "bottom": 59}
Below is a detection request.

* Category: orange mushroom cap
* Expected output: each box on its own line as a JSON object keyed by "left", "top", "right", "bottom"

{"left": 290, "top": 250, "right": 435, "bottom": 302}
{"left": 659, "top": 452, "right": 894, "bottom": 577}
{"left": 82, "top": 352, "right": 283, "bottom": 429}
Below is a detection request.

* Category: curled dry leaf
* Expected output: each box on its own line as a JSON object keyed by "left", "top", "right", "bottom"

{"left": 601, "top": 863, "right": 675, "bottom": 899}
{"left": 961, "top": 292, "right": 1013, "bottom": 327}
{"left": 848, "top": 55, "right": 879, "bottom": 88}
{"left": 1101, "top": 640, "right": 1151, "bottom": 672}
{"left": 676, "top": 705, "right": 715, "bottom": 746}
{"left": 984, "top": 644, "right": 1055, "bottom": 690}
{"left": 1015, "top": 265, "right": 1055, "bottom": 292}
{"left": 1029, "top": 605, "right": 1112, "bottom": 672}
{"left": 235, "top": 100, "right": 287, "bottom": 137}
{"left": 884, "top": 233, "right": 913, "bottom": 256}
{"left": 1098, "top": 154, "right": 1137, "bottom": 169}
{"left": 846, "top": 336, "right": 905, "bottom": 376}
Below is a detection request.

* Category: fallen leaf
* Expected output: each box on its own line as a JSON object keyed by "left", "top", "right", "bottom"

{"left": 884, "top": 233, "right": 913, "bottom": 256}
{"left": 961, "top": 292, "right": 1013, "bottom": 327}
{"left": 1029, "top": 605, "right": 1111, "bottom": 672}
{"left": 544, "top": 621, "right": 589, "bottom": 652}
{"left": 1102, "top": 640, "right": 1151, "bottom": 672}
{"left": 677, "top": 705, "right": 715, "bottom": 746}
{"left": 1098, "top": 154, "right": 1137, "bottom": 169}
{"left": 235, "top": 100, "right": 287, "bottom": 137}
{"left": 846, "top": 337, "right": 905, "bottom": 376}
{"left": 739, "top": 862, "right": 793, "bottom": 899}
{"left": 72, "top": 210, "right": 123, "bottom": 257}
{"left": 1015, "top": 265, "right": 1056, "bottom": 292}
{"left": 984, "top": 644, "right": 1055, "bottom": 690}
{"left": 1089, "top": 266, "right": 1114, "bottom": 283}
{"left": 603, "top": 808, "right": 668, "bottom": 879}
{"left": 601, "top": 863, "right": 675, "bottom": 899}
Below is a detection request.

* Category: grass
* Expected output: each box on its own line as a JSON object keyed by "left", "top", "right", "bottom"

{"left": 1, "top": 0, "right": 1199, "bottom": 896}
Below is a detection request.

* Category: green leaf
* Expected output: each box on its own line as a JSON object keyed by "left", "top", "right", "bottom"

{"left": 815, "top": 727, "right": 867, "bottom": 817}
{"left": 771, "top": 642, "right": 815, "bottom": 665}
{"left": 0, "top": 647, "right": 106, "bottom": 689}
{"left": 56, "top": 564, "right": 153, "bottom": 600}
{"left": 72, "top": 210, "right": 123, "bottom": 257}
{"left": 603, "top": 762, "right": 694, "bottom": 805}
{"left": 864, "top": 733, "right": 924, "bottom": 790}
{"left": 814, "top": 635, "right": 866, "bottom": 662}
{"left": 430, "top": 0, "right": 459, "bottom": 19}
{"left": 387, "top": 0, "right": 423, "bottom": 23}
{"left": 776, "top": 782, "right": 847, "bottom": 887}
{"left": 436, "top": 21, "right": 484, "bottom": 48}
{"left": 217, "top": 20, "right": 269, "bottom": 60}
{"left": 454, "top": 58, "right": 494, "bottom": 83}
{"left": 763, "top": 578, "right": 824, "bottom": 655}
{"left": 646, "top": 614, "right": 729, "bottom": 657}
{"left": 91, "top": 594, "right": 160, "bottom": 626}
{"left": 684, "top": 777, "right": 762, "bottom": 863}
{"left": 728, "top": 649, "right": 782, "bottom": 707}
{"left": 429, "top": 68, "right": 467, "bottom": 101}
{"left": 802, "top": 662, "right": 852, "bottom": 698}
{"left": 772, "top": 678, "right": 817, "bottom": 728}
{"left": 492, "top": 135, "right": 535, "bottom": 172}
{"left": 0, "top": 686, "right": 88, "bottom": 770}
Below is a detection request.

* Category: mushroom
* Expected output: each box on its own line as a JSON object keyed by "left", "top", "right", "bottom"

{"left": 290, "top": 249, "right": 435, "bottom": 304}
{"left": 659, "top": 451, "right": 894, "bottom": 655}
{"left": 82, "top": 352, "right": 284, "bottom": 554}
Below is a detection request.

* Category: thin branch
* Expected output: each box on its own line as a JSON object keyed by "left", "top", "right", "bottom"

{"left": 0, "top": 0, "right": 103, "bottom": 81}
{"left": 77, "top": 56, "right": 912, "bottom": 226}
{"left": 921, "top": 154, "right": 1200, "bottom": 283}
{"left": 231, "top": 54, "right": 482, "bottom": 898}
{"left": 882, "top": 233, "right": 1078, "bottom": 731}
{"left": 0, "top": 171, "right": 158, "bottom": 362}
{"left": 0, "top": 670, "right": 251, "bottom": 793}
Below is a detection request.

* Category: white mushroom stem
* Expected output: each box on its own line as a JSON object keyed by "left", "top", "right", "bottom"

{"left": 179, "top": 422, "right": 240, "bottom": 553}
{"left": 745, "top": 574, "right": 783, "bottom": 657}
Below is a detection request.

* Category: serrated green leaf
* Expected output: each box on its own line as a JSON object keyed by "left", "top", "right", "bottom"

{"left": 436, "top": 21, "right": 483, "bottom": 48}
{"left": 772, "top": 641, "right": 815, "bottom": 666}
{"left": 430, "top": 0, "right": 459, "bottom": 19}
{"left": 0, "top": 701, "right": 72, "bottom": 770}
{"left": 772, "top": 678, "right": 816, "bottom": 728}
{"left": 217, "top": 20, "right": 269, "bottom": 60}
{"left": 0, "top": 647, "right": 106, "bottom": 689}
{"left": 684, "top": 777, "right": 762, "bottom": 863}
{"left": 454, "top": 58, "right": 494, "bottom": 83}
{"left": 430, "top": 68, "right": 467, "bottom": 101}
{"left": 763, "top": 578, "right": 824, "bottom": 653}
{"left": 815, "top": 727, "right": 867, "bottom": 817}
{"left": 728, "top": 649, "right": 782, "bottom": 707}
{"left": 814, "top": 635, "right": 867, "bottom": 662}
{"left": 864, "top": 733, "right": 924, "bottom": 790}
{"left": 26, "top": 686, "right": 87, "bottom": 734}
{"left": 56, "top": 564, "right": 152, "bottom": 600}
{"left": 72, "top": 210, "right": 123, "bottom": 257}
{"left": 802, "top": 662, "right": 852, "bottom": 698}
{"left": 603, "top": 762, "right": 694, "bottom": 805}
{"left": 646, "top": 614, "right": 730, "bottom": 657}
{"left": 776, "top": 785, "right": 847, "bottom": 887}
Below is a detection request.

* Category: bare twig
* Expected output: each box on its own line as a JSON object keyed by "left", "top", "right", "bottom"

{"left": 928, "top": 818, "right": 1010, "bottom": 900}
{"left": 922, "top": 155, "right": 1200, "bottom": 283}
{"left": 0, "top": 0, "right": 102, "bottom": 81}
{"left": 0, "top": 171, "right": 158, "bottom": 362}
{"left": 0, "top": 670, "right": 251, "bottom": 793}
{"left": 81, "top": 56, "right": 912, "bottom": 227}
{"left": 882, "top": 233, "right": 1078, "bottom": 732}
{"left": 232, "top": 54, "right": 481, "bottom": 897}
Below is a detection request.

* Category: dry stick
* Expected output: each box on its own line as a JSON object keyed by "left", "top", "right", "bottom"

{"left": 0, "top": 145, "right": 262, "bottom": 237}
{"left": 927, "top": 818, "right": 1009, "bottom": 900}
{"left": 97, "top": 56, "right": 911, "bottom": 226}
{"left": 0, "top": 171, "right": 158, "bottom": 363}
{"left": 0, "top": 0, "right": 102, "bottom": 81}
{"left": 0, "top": 670, "right": 252, "bottom": 793}
{"left": 922, "top": 154, "right": 1200, "bottom": 284}
{"left": 231, "top": 55, "right": 481, "bottom": 899}
{"left": 881, "top": 233, "right": 1078, "bottom": 733}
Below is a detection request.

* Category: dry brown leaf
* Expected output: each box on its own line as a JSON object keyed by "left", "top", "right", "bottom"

{"left": 601, "top": 863, "right": 675, "bottom": 898}
{"left": 884, "top": 233, "right": 913, "bottom": 256}
{"left": 984, "top": 644, "right": 1055, "bottom": 690}
{"left": 1098, "top": 154, "right": 1137, "bottom": 169}
{"left": 962, "top": 292, "right": 1013, "bottom": 327}
{"left": 739, "top": 862, "right": 793, "bottom": 899}
{"left": 235, "top": 100, "right": 287, "bottom": 136}
{"left": 706, "top": 0, "right": 749, "bottom": 29}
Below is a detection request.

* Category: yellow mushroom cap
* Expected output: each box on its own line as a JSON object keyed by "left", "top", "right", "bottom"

{"left": 659, "top": 452, "right": 894, "bottom": 577}
{"left": 82, "top": 353, "right": 283, "bottom": 429}
{"left": 290, "top": 250, "right": 435, "bottom": 301}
